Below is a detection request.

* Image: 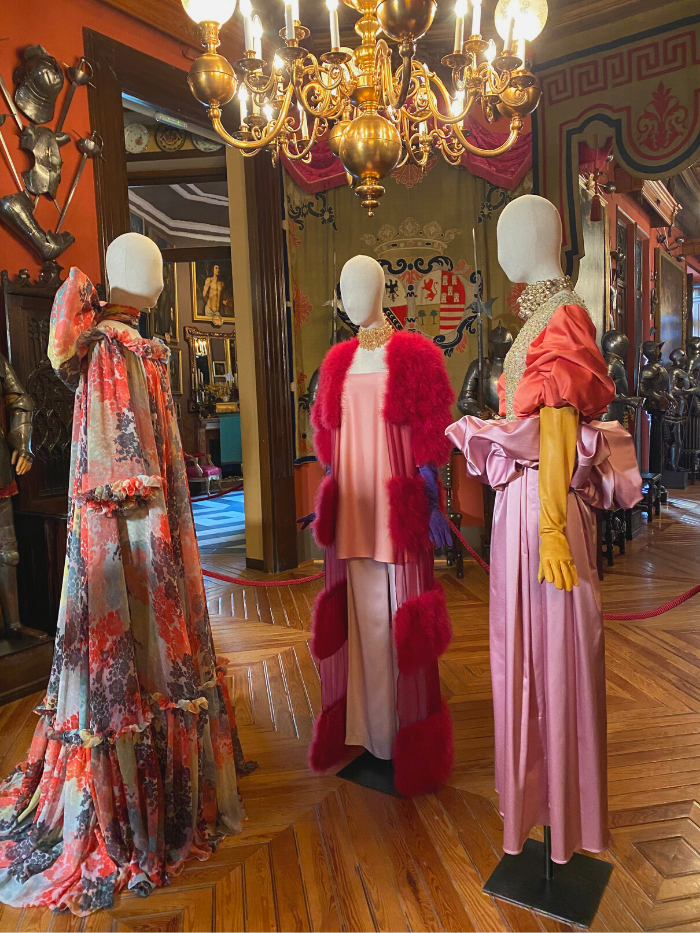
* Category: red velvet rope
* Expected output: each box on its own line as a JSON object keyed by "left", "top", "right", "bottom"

{"left": 201, "top": 517, "right": 699, "bottom": 621}
{"left": 202, "top": 567, "right": 325, "bottom": 586}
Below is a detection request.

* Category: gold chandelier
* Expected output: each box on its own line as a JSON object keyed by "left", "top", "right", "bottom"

{"left": 181, "top": 0, "right": 547, "bottom": 214}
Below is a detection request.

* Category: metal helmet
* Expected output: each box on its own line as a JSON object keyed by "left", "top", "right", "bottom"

{"left": 601, "top": 329, "right": 629, "bottom": 359}
{"left": 669, "top": 347, "right": 689, "bottom": 370}
{"left": 642, "top": 339, "right": 663, "bottom": 362}
{"left": 489, "top": 323, "right": 513, "bottom": 360}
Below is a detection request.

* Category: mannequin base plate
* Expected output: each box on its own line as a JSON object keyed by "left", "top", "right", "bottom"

{"left": 483, "top": 839, "right": 612, "bottom": 928}
{"left": 337, "top": 750, "right": 399, "bottom": 796}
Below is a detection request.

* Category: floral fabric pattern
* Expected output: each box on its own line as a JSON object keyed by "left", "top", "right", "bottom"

{"left": 0, "top": 268, "right": 251, "bottom": 916}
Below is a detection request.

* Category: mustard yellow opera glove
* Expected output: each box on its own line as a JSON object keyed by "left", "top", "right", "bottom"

{"left": 538, "top": 405, "right": 579, "bottom": 592}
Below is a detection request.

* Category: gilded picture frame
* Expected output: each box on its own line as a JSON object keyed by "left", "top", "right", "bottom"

{"left": 152, "top": 261, "right": 179, "bottom": 344}
{"left": 191, "top": 260, "right": 235, "bottom": 325}
{"left": 169, "top": 346, "right": 183, "bottom": 395}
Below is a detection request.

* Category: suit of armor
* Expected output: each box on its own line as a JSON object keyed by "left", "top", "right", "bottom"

{"left": 640, "top": 341, "right": 670, "bottom": 474}
{"left": 457, "top": 324, "right": 513, "bottom": 418}
{"left": 0, "top": 354, "right": 38, "bottom": 639}
{"left": 601, "top": 330, "right": 631, "bottom": 424}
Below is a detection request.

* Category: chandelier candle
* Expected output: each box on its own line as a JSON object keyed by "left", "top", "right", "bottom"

{"left": 454, "top": 0, "right": 468, "bottom": 53}
{"left": 327, "top": 0, "right": 341, "bottom": 49}
{"left": 471, "top": 0, "right": 481, "bottom": 37}
{"left": 284, "top": 0, "right": 296, "bottom": 41}
{"left": 240, "top": 0, "right": 254, "bottom": 52}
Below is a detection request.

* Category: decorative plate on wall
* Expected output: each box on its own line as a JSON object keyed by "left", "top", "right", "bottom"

{"left": 124, "top": 123, "right": 150, "bottom": 153}
{"left": 192, "top": 134, "right": 224, "bottom": 153}
{"left": 155, "top": 124, "right": 186, "bottom": 152}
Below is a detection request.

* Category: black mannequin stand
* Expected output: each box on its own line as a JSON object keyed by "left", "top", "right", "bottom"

{"left": 337, "top": 750, "right": 400, "bottom": 796}
{"left": 483, "top": 826, "right": 613, "bottom": 928}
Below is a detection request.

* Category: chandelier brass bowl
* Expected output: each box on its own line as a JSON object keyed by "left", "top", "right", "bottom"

{"left": 180, "top": 0, "right": 548, "bottom": 215}
{"left": 375, "top": 0, "right": 437, "bottom": 41}
{"left": 339, "top": 112, "right": 402, "bottom": 214}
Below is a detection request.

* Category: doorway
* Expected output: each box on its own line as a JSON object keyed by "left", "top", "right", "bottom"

{"left": 85, "top": 29, "right": 298, "bottom": 572}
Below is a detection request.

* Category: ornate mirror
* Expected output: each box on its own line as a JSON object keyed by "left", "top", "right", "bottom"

{"left": 184, "top": 325, "right": 237, "bottom": 412}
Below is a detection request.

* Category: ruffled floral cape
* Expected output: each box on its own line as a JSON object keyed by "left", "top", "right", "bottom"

{"left": 0, "top": 268, "right": 253, "bottom": 916}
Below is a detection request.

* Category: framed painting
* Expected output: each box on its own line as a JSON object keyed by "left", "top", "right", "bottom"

{"left": 192, "top": 260, "right": 234, "bottom": 325}
{"left": 655, "top": 248, "right": 687, "bottom": 364}
{"left": 152, "top": 261, "right": 178, "bottom": 344}
{"left": 169, "top": 346, "right": 183, "bottom": 395}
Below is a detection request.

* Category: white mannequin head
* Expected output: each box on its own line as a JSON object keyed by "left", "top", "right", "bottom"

{"left": 106, "top": 232, "right": 164, "bottom": 310}
{"left": 497, "top": 195, "right": 564, "bottom": 285}
{"left": 340, "top": 254, "right": 385, "bottom": 329}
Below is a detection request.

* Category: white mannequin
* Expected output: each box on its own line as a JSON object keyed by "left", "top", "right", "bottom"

{"left": 497, "top": 195, "right": 565, "bottom": 285}
{"left": 106, "top": 233, "right": 164, "bottom": 311}
{"left": 340, "top": 255, "right": 388, "bottom": 375}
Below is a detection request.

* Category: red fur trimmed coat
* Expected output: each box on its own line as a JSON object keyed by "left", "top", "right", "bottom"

{"left": 308, "top": 330, "right": 455, "bottom": 796}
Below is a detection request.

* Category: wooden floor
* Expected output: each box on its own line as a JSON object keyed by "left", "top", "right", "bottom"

{"left": 3, "top": 489, "right": 700, "bottom": 931}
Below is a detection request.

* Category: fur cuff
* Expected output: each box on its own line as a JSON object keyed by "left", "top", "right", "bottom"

{"left": 389, "top": 475, "right": 430, "bottom": 557}
{"left": 394, "top": 583, "right": 452, "bottom": 675}
{"left": 308, "top": 695, "right": 347, "bottom": 773}
{"left": 312, "top": 475, "right": 338, "bottom": 547}
{"left": 393, "top": 701, "right": 454, "bottom": 796}
{"left": 310, "top": 579, "right": 348, "bottom": 661}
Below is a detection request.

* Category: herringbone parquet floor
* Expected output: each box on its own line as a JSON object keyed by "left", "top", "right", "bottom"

{"left": 3, "top": 490, "right": 700, "bottom": 932}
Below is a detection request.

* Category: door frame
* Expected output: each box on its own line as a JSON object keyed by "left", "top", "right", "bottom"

{"left": 84, "top": 29, "right": 298, "bottom": 571}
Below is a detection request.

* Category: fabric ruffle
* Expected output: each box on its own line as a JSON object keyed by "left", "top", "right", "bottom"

{"left": 447, "top": 414, "right": 643, "bottom": 511}
{"left": 511, "top": 304, "right": 615, "bottom": 419}
{"left": 78, "top": 475, "right": 163, "bottom": 514}
{"left": 0, "top": 677, "right": 244, "bottom": 915}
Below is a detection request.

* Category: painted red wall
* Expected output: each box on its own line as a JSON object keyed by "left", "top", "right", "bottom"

{"left": 0, "top": 1, "right": 193, "bottom": 283}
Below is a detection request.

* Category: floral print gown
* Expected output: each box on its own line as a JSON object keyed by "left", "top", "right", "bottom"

{"left": 0, "top": 268, "right": 253, "bottom": 915}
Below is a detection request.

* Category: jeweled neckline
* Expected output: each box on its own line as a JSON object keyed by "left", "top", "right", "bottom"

{"left": 516, "top": 276, "right": 572, "bottom": 321}
{"left": 357, "top": 320, "right": 394, "bottom": 351}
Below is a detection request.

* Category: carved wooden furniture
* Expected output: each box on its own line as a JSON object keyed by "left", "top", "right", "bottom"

{"left": 185, "top": 452, "right": 222, "bottom": 497}
{"left": 641, "top": 472, "right": 662, "bottom": 522}
{"left": 0, "top": 268, "right": 73, "bottom": 700}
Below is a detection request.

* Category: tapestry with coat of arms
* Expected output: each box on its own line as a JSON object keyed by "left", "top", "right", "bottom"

{"left": 284, "top": 158, "right": 530, "bottom": 461}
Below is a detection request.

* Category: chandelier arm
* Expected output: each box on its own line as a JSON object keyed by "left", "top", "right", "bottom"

{"left": 296, "top": 79, "right": 343, "bottom": 119}
{"left": 451, "top": 118, "right": 521, "bottom": 157}
{"left": 425, "top": 73, "right": 478, "bottom": 125}
{"left": 375, "top": 39, "right": 415, "bottom": 112}
{"left": 208, "top": 83, "right": 296, "bottom": 151}
{"left": 283, "top": 116, "right": 327, "bottom": 161}
{"left": 301, "top": 58, "right": 345, "bottom": 93}
{"left": 434, "top": 127, "right": 465, "bottom": 164}
{"left": 243, "top": 72, "right": 278, "bottom": 96}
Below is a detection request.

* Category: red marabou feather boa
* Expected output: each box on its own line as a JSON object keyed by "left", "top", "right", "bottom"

{"left": 311, "top": 331, "right": 454, "bottom": 468}
{"left": 310, "top": 578, "right": 348, "bottom": 661}
{"left": 393, "top": 701, "right": 454, "bottom": 796}
{"left": 394, "top": 582, "right": 452, "bottom": 676}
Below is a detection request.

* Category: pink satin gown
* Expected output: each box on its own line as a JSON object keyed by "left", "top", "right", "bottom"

{"left": 448, "top": 302, "right": 643, "bottom": 864}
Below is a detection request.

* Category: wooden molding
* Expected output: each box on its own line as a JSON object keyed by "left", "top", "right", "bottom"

{"left": 614, "top": 169, "right": 681, "bottom": 228}
{"left": 97, "top": 0, "right": 244, "bottom": 60}
{"left": 684, "top": 237, "right": 700, "bottom": 257}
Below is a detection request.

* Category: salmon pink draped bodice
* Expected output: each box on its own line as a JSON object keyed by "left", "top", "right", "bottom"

{"left": 336, "top": 371, "right": 395, "bottom": 564}
{"left": 448, "top": 295, "right": 642, "bottom": 864}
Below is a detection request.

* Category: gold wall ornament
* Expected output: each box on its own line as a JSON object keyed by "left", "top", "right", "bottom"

{"left": 180, "top": 0, "right": 547, "bottom": 215}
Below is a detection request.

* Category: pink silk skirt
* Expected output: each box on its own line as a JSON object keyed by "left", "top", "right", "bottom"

{"left": 447, "top": 415, "right": 642, "bottom": 863}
